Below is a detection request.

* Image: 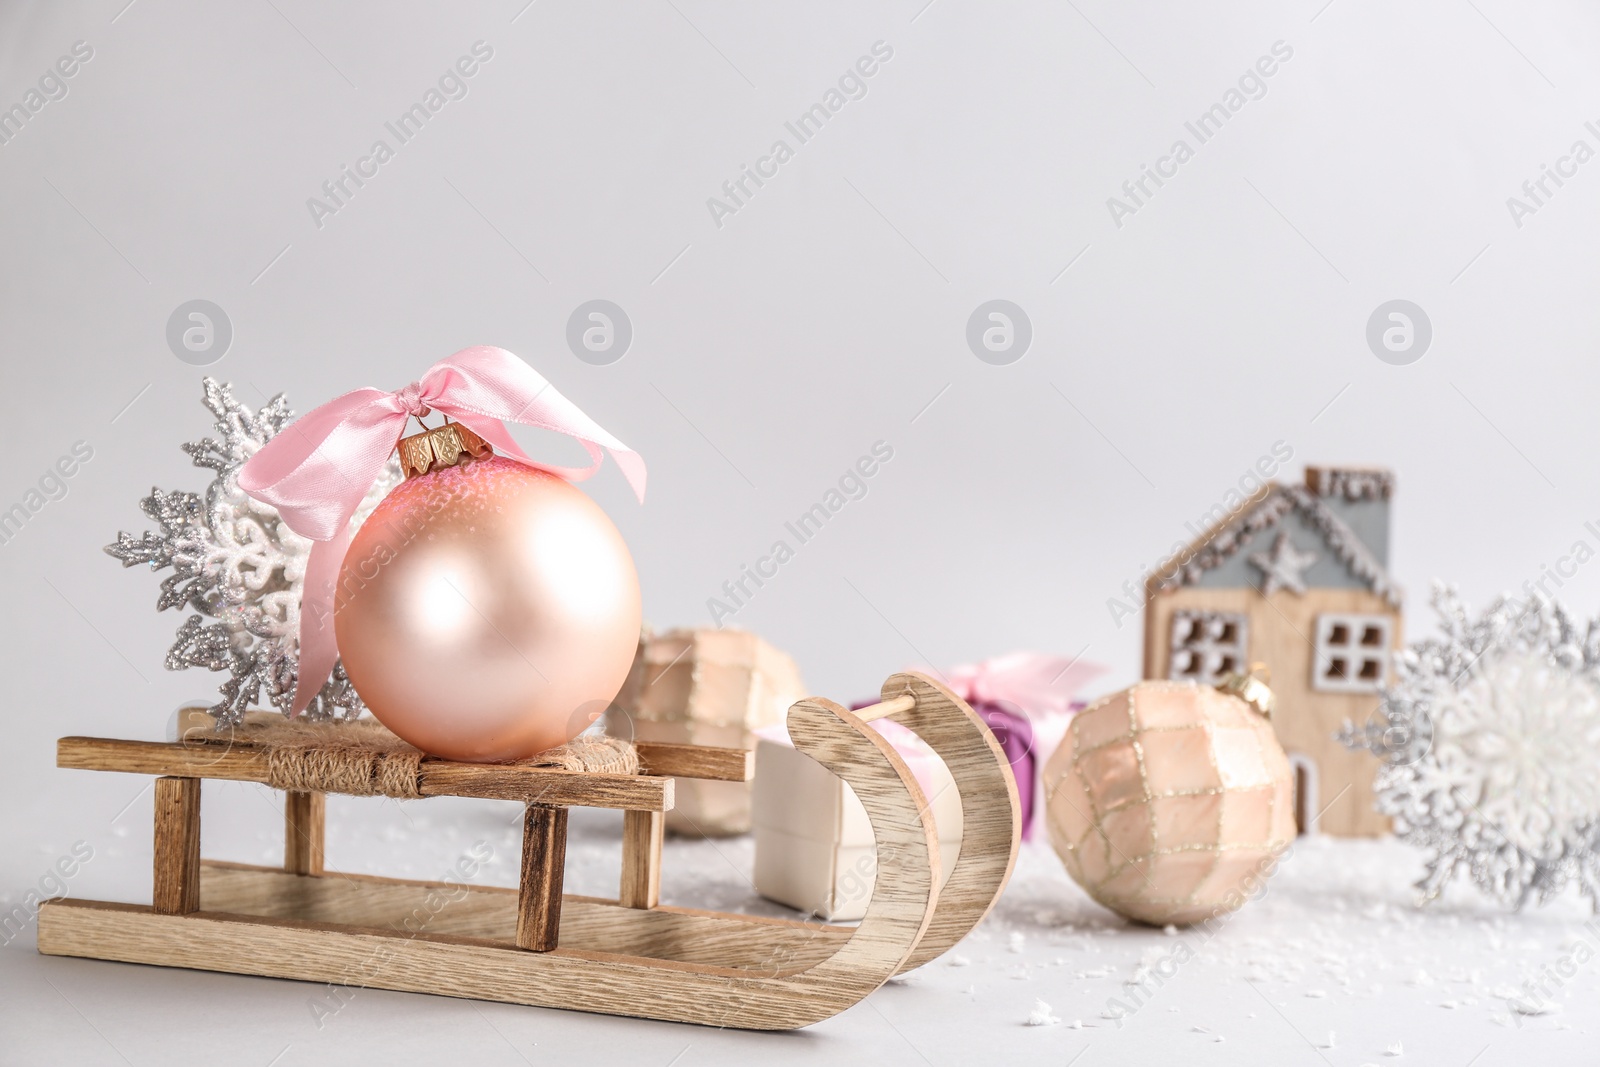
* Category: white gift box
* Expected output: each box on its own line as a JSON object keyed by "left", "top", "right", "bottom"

{"left": 752, "top": 719, "right": 963, "bottom": 921}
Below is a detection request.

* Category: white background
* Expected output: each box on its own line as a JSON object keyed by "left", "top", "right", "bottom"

{"left": 3, "top": 1, "right": 1600, "bottom": 1063}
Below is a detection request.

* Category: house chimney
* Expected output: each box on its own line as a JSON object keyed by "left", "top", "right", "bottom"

{"left": 1304, "top": 466, "right": 1393, "bottom": 566}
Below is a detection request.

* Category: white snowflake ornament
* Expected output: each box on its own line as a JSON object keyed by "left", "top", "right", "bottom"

{"left": 105, "top": 379, "right": 401, "bottom": 725}
{"left": 1342, "top": 584, "right": 1600, "bottom": 910}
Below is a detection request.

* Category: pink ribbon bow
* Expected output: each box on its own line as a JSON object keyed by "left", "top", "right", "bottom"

{"left": 237, "top": 346, "right": 646, "bottom": 716}
{"left": 943, "top": 651, "right": 1106, "bottom": 719}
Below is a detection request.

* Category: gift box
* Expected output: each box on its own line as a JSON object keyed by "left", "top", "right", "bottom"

{"left": 611, "top": 626, "right": 806, "bottom": 837}
{"left": 752, "top": 719, "right": 964, "bottom": 921}
{"left": 750, "top": 653, "right": 1104, "bottom": 919}
{"left": 939, "top": 653, "right": 1107, "bottom": 839}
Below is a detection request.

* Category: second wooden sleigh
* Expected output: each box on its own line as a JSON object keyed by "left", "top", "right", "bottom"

{"left": 37, "top": 671, "right": 1020, "bottom": 1030}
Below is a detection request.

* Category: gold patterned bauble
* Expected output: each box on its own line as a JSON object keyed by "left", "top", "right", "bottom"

{"left": 1042, "top": 678, "right": 1296, "bottom": 925}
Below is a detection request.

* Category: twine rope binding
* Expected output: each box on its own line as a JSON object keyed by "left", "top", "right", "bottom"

{"left": 192, "top": 717, "right": 638, "bottom": 799}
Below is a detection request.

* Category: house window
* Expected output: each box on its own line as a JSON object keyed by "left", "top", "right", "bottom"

{"left": 1313, "top": 613, "right": 1393, "bottom": 693}
{"left": 1168, "top": 610, "right": 1249, "bottom": 684}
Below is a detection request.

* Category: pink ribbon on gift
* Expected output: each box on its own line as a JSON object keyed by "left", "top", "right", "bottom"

{"left": 935, "top": 652, "right": 1108, "bottom": 838}
{"left": 237, "top": 346, "right": 646, "bottom": 716}
{"left": 943, "top": 651, "right": 1106, "bottom": 718}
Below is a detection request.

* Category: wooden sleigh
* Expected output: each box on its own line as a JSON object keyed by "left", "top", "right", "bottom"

{"left": 38, "top": 672, "right": 1020, "bottom": 1030}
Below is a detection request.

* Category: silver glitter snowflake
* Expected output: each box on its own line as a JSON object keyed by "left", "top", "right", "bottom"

{"left": 105, "top": 379, "right": 401, "bottom": 725}
{"left": 1341, "top": 584, "right": 1600, "bottom": 910}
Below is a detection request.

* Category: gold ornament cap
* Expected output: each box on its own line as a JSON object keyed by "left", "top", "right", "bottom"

{"left": 1215, "top": 663, "right": 1275, "bottom": 718}
{"left": 397, "top": 421, "right": 493, "bottom": 479}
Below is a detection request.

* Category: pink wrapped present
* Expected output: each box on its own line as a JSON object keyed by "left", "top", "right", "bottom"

{"left": 919, "top": 652, "right": 1109, "bottom": 839}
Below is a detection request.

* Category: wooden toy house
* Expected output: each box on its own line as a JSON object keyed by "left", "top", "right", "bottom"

{"left": 1142, "top": 466, "right": 1402, "bottom": 837}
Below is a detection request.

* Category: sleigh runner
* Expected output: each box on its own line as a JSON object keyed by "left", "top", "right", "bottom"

{"left": 38, "top": 672, "right": 1019, "bottom": 1030}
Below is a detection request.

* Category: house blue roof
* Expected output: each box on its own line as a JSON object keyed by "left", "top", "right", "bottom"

{"left": 1147, "top": 470, "right": 1401, "bottom": 607}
